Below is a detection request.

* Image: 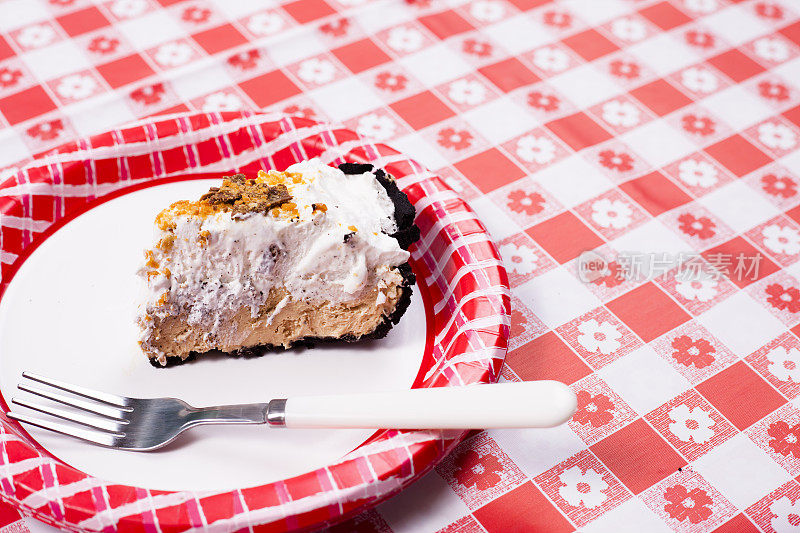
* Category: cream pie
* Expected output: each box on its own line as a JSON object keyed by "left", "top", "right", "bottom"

{"left": 137, "top": 160, "right": 419, "bottom": 367}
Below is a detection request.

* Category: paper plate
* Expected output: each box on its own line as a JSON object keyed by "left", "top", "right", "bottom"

{"left": 0, "top": 112, "right": 509, "bottom": 532}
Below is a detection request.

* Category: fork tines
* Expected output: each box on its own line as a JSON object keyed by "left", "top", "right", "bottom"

{"left": 7, "top": 372, "right": 131, "bottom": 447}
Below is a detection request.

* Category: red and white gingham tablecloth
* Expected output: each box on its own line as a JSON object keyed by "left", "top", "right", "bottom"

{"left": 2, "top": 0, "right": 800, "bottom": 531}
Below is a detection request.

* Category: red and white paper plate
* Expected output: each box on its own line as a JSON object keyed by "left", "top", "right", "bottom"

{"left": 0, "top": 112, "right": 509, "bottom": 532}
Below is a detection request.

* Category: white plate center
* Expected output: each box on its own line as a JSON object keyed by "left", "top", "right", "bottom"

{"left": 0, "top": 180, "right": 426, "bottom": 491}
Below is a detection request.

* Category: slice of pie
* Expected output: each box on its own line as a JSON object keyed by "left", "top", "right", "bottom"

{"left": 137, "top": 160, "right": 420, "bottom": 367}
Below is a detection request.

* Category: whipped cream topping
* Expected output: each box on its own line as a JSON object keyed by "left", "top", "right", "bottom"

{"left": 138, "top": 159, "right": 410, "bottom": 347}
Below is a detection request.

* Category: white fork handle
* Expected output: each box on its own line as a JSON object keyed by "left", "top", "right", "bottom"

{"left": 281, "top": 381, "right": 577, "bottom": 429}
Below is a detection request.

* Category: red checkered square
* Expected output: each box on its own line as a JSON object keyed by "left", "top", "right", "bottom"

{"left": 607, "top": 282, "right": 690, "bottom": 343}
{"left": 496, "top": 232, "right": 555, "bottom": 286}
{"left": 453, "top": 148, "right": 525, "bottom": 194}
{"left": 591, "top": 419, "right": 687, "bottom": 494}
{"left": 436, "top": 434, "right": 527, "bottom": 509}
{"left": 746, "top": 404, "right": 800, "bottom": 476}
{"left": 744, "top": 480, "right": 800, "bottom": 532}
{"left": 0, "top": 86, "right": 57, "bottom": 125}
{"left": 697, "top": 361, "right": 787, "bottom": 430}
{"left": 332, "top": 38, "right": 391, "bottom": 74}
{"left": 574, "top": 189, "right": 648, "bottom": 240}
{"left": 192, "top": 24, "right": 249, "bottom": 55}
{"left": 781, "top": 21, "right": 800, "bottom": 46}
{"left": 478, "top": 58, "right": 539, "bottom": 93}
{"left": 556, "top": 307, "right": 643, "bottom": 370}
{"left": 419, "top": 10, "right": 475, "bottom": 40}
{"left": 702, "top": 237, "right": 780, "bottom": 288}
{"left": 706, "top": 134, "right": 773, "bottom": 178}
{"left": 527, "top": 211, "right": 604, "bottom": 264}
{"left": 639, "top": 470, "right": 737, "bottom": 531}
{"left": 562, "top": 29, "right": 619, "bottom": 62}
{"left": 630, "top": 79, "right": 693, "bottom": 117}
{"left": 570, "top": 374, "right": 639, "bottom": 445}
{"left": 239, "top": 70, "right": 301, "bottom": 108}
{"left": 504, "top": 0, "right": 551, "bottom": 10}
{"left": 619, "top": 171, "right": 692, "bottom": 216}
{"left": 714, "top": 514, "right": 760, "bottom": 533}
{"left": 784, "top": 104, "right": 800, "bottom": 129}
{"left": 646, "top": 389, "right": 737, "bottom": 462}
{"left": 708, "top": 49, "right": 767, "bottom": 83}
{"left": 56, "top": 7, "right": 110, "bottom": 37}
{"left": 472, "top": 482, "right": 574, "bottom": 533}
{"left": 747, "top": 271, "right": 800, "bottom": 326}
{"left": 638, "top": 2, "right": 692, "bottom": 30}
{"left": 0, "top": 35, "right": 14, "bottom": 61}
{"left": 199, "top": 493, "right": 236, "bottom": 523}
{"left": 97, "top": 54, "right": 155, "bottom": 89}
{"left": 534, "top": 450, "right": 631, "bottom": 527}
{"left": 546, "top": 112, "right": 612, "bottom": 151}
{"left": 391, "top": 90, "right": 455, "bottom": 130}
{"left": 505, "top": 331, "right": 591, "bottom": 384}
{"left": 282, "top": 0, "right": 336, "bottom": 24}
{"left": 746, "top": 333, "right": 800, "bottom": 400}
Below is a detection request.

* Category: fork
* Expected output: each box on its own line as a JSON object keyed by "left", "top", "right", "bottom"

{"left": 6, "top": 372, "right": 577, "bottom": 451}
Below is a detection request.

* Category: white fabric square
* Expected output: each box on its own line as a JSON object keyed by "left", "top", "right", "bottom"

{"left": 598, "top": 345, "right": 692, "bottom": 415}
{"left": 548, "top": 63, "right": 622, "bottom": 109}
{"left": 582, "top": 497, "right": 673, "bottom": 533}
{"left": 461, "top": 96, "right": 537, "bottom": 145}
{"left": 782, "top": 148, "right": 800, "bottom": 176}
{"left": 698, "top": 292, "right": 786, "bottom": 356}
{"left": 628, "top": 33, "right": 701, "bottom": 77}
{"left": 170, "top": 63, "right": 234, "bottom": 102}
{"left": 117, "top": 11, "right": 185, "bottom": 50}
{"left": 532, "top": 155, "right": 614, "bottom": 208}
{"left": 0, "top": 0, "right": 50, "bottom": 32}
{"left": 399, "top": 44, "right": 473, "bottom": 87}
{"left": 0, "top": 131, "right": 30, "bottom": 168}
{"left": 483, "top": 16, "right": 555, "bottom": 55}
{"left": 701, "top": 180, "right": 781, "bottom": 233}
{"left": 266, "top": 33, "right": 327, "bottom": 67}
{"left": 66, "top": 96, "right": 136, "bottom": 137}
{"left": 515, "top": 267, "right": 601, "bottom": 328}
{"left": 390, "top": 133, "right": 450, "bottom": 172}
{"left": 208, "top": 0, "right": 263, "bottom": 19}
{"left": 560, "top": 0, "right": 631, "bottom": 25}
{"left": 308, "top": 77, "right": 383, "bottom": 121}
{"left": 21, "top": 41, "right": 91, "bottom": 80}
{"left": 693, "top": 433, "right": 791, "bottom": 509}
{"left": 379, "top": 471, "right": 471, "bottom": 533}
{"left": 489, "top": 424, "right": 586, "bottom": 478}
{"left": 611, "top": 219, "right": 693, "bottom": 257}
{"left": 467, "top": 195, "right": 523, "bottom": 242}
{"left": 702, "top": 5, "right": 772, "bottom": 47}
{"left": 354, "top": 3, "right": 414, "bottom": 33}
{"left": 774, "top": 57, "right": 800, "bottom": 87}
{"left": 619, "top": 120, "right": 696, "bottom": 169}
{"left": 702, "top": 85, "right": 775, "bottom": 131}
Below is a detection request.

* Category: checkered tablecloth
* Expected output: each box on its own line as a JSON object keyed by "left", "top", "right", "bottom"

{"left": 1, "top": 0, "right": 800, "bottom": 531}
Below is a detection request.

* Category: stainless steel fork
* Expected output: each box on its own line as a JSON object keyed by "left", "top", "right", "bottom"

{"left": 7, "top": 372, "right": 577, "bottom": 451}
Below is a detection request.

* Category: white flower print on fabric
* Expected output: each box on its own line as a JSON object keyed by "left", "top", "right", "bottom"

{"left": 532, "top": 47, "right": 570, "bottom": 72}
{"left": 758, "top": 122, "right": 797, "bottom": 150}
{"left": 753, "top": 37, "right": 790, "bottom": 62}
{"left": 470, "top": 0, "right": 505, "bottom": 22}
{"left": 558, "top": 467, "right": 609, "bottom": 508}
{"left": 601, "top": 100, "right": 641, "bottom": 128}
{"left": 516, "top": 135, "right": 556, "bottom": 164}
{"left": 448, "top": 79, "right": 487, "bottom": 106}
{"left": 110, "top": 0, "right": 148, "bottom": 18}
{"left": 674, "top": 277, "right": 717, "bottom": 302}
{"left": 684, "top": 0, "right": 718, "bottom": 13}
{"left": 762, "top": 225, "right": 800, "bottom": 255}
{"left": 17, "top": 24, "right": 56, "bottom": 49}
{"left": 678, "top": 159, "right": 718, "bottom": 187}
{"left": 591, "top": 198, "right": 633, "bottom": 229}
{"left": 498, "top": 243, "right": 538, "bottom": 275}
{"left": 681, "top": 67, "right": 718, "bottom": 94}
{"left": 297, "top": 58, "right": 337, "bottom": 84}
{"left": 771, "top": 497, "right": 800, "bottom": 531}
{"left": 55, "top": 74, "right": 98, "bottom": 100}
{"left": 356, "top": 113, "right": 397, "bottom": 140}
{"left": 610, "top": 17, "right": 646, "bottom": 42}
{"left": 247, "top": 12, "right": 285, "bottom": 35}
{"left": 154, "top": 42, "right": 194, "bottom": 67}
{"left": 577, "top": 320, "right": 622, "bottom": 354}
{"left": 767, "top": 346, "right": 800, "bottom": 382}
{"left": 668, "top": 404, "right": 715, "bottom": 444}
{"left": 202, "top": 92, "right": 244, "bottom": 111}
{"left": 386, "top": 26, "right": 424, "bottom": 53}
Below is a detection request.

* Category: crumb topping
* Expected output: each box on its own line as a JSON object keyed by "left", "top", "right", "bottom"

{"left": 199, "top": 174, "right": 292, "bottom": 215}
